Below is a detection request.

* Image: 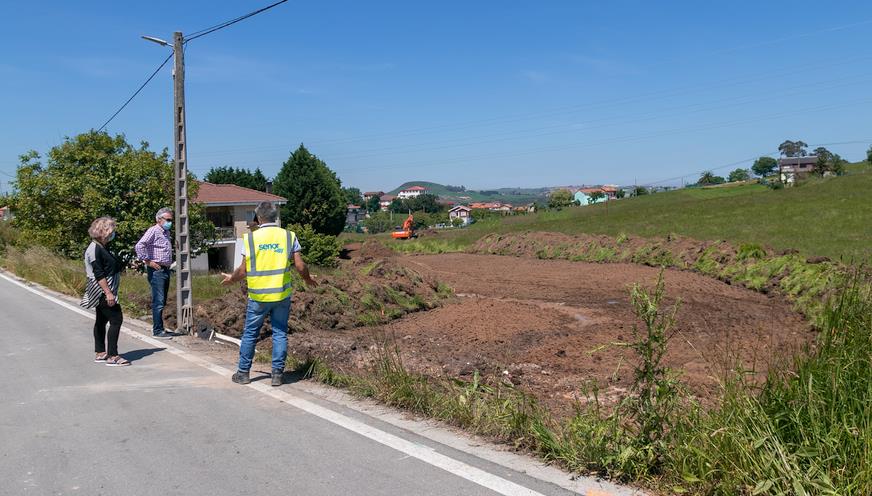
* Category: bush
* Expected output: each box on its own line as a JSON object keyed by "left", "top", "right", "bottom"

{"left": 0, "top": 221, "right": 19, "bottom": 254}
{"left": 288, "top": 223, "right": 340, "bottom": 267}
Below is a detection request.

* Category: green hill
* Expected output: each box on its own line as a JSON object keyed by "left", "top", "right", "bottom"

{"left": 387, "top": 181, "right": 547, "bottom": 205}
{"left": 440, "top": 164, "right": 872, "bottom": 261}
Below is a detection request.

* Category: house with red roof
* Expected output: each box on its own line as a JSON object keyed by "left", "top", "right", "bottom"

{"left": 192, "top": 181, "right": 287, "bottom": 271}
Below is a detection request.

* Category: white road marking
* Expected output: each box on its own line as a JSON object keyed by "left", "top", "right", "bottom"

{"left": 0, "top": 272, "right": 557, "bottom": 496}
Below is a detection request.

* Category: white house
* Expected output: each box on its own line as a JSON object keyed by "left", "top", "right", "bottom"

{"left": 192, "top": 182, "right": 287, "bottom": 272}
{"left": 448, "top": 205, "right": 472, "bottom": 225}
{"left": 397, "top": 185, "right": 428, "bottom": 199}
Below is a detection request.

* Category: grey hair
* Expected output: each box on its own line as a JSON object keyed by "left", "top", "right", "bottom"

{"left": 155, "top": 207, "right": 173, "bottom": 222}
{"left": 88, "top": 216, "right": 116, "bottom": 242}
{"left": 255, "top": 201, "right": 278, "bottom": 223}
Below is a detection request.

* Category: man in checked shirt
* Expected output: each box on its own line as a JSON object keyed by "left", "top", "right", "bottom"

{"left": 135, "top": 207, "right": 175, "bottom": 339}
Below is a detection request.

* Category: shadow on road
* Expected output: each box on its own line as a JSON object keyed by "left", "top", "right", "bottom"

{"left": 122, "top": 348, "right": 165, "bottom": 363}
{"left": 250, "top": 370, "right": 308, "bottom": 385}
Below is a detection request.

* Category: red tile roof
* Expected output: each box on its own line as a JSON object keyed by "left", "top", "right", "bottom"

{"left": 403, "top": 186, "right": 427, "bottom": 191}
{"left": 194, "top": 182, "right": 287, "bottom": 205}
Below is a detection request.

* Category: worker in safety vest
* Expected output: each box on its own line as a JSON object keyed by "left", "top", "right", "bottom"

{"left": 220, "top": 201, "right": 317, "bottom": 387}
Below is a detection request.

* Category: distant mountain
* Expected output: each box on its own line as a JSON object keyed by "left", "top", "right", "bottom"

{"left": 387, "top": 181, "right": 548, "bottom": 205}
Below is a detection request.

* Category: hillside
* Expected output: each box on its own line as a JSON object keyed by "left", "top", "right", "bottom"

{"left": 432, "top": 166, "right": 872, "bottom": 261}
{"left": 387, "top": 181, "right": 547, "bottom": 204}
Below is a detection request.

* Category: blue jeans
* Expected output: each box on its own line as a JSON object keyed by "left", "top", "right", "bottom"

{"left": 238, "top": 297, "right": 291, "bottom": 373}
{"left": 147, "top": 266, "right": 171, "bottom": 334}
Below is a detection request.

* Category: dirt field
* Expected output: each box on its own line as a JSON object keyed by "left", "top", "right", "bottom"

{"left": 279, "top": 249, "right": 811, "bottom": 413}
{"left": 151, "top": 245, "right": 813, "bottom": 415}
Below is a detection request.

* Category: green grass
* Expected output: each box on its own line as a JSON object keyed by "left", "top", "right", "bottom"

{"left": 401, "top": 169, "right": 872, "bottom": 261}
{"left": 0, "top": 245, "right": 232, "bottom": 317}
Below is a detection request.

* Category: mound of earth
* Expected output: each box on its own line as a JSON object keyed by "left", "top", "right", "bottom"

{"left": 158, "top": 243, "right": 450, "bottom": 339}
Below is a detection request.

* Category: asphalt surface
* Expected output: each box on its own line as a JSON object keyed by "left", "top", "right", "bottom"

{"left": 0, "top": 274, "right": 639, "bottom": 496}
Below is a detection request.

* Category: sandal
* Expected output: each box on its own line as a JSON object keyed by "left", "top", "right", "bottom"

{"left": 106, "top": 356, "right": 131, "bottom": 367}
{"left": 94, "top": 352, "right": 108, "bottom": 363}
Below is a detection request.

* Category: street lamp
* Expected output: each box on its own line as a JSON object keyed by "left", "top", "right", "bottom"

{"left": 141, "top": 32, "right": 194, "bottom": 336}
{"left": 141, "top": 35, "right": 170, "bottom": 47}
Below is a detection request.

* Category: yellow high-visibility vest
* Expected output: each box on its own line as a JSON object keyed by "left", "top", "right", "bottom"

{"left": 243, "top": 226, "right": 296, "bottom": 302}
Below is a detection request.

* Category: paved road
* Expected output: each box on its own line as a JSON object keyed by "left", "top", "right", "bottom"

{"left": 0, "top": 274, "right": 637, "bottom": 496}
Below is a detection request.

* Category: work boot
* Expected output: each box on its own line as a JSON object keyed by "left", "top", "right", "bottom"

{"left": 232, "top": 371, "right": 250, "bottom": 385}
{"left": 271, "top": 369, "right": 283, "bottom": 387}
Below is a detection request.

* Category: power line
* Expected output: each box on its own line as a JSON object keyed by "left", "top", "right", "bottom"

{"left": 185, "top": 0, "right": 288, "bottom": 43}
{"left": 96, "top": 0, "right": 288, "bottom": 132}
{"left": 96, "top": 52, "right": 173, "bottom": 132}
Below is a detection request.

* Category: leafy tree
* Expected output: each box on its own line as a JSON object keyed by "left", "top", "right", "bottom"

{"left": 727, "top": 168, "right": 750, "bottom": 182}
{"left": 388, "top": 198, "right": 406, "bottom": 213}
{"left": 272, "top": 144, "right": 346, "bottom": 236}
{"left": 287, "top": 223, "right": 340, "bottom": 267}
{"left": 812, "top": 147, "right": 832, "bottom": 176}
{"left": 751, "top": 156, "right": 778, "bottom": 177}
{"left": 204, "top": 166, "right": 267, "bottom": 191}
{"left": 548, "top": 189, "right": 574, "bottom": 209}
{"left": 361, "top": 211, "right": 394, "bottom": 234}
{"left": 697, "top": 171, "right": 717, "bottom": 185}
{"left": 632, "top": 186, "right": 649, "bottom": 196}
{"left": 587, "top": 191, "right": 606, "bottom": 205}
{"left": 867, "top": 145, "right": 872, "bottom": 164}
{"left": 342, "top": 187, "right": 363, "bottom": 206}
{"left": 778, "top": 139, "right": 808, "bottom": 157}
{"left": 13, "top": 131, "right": 214, "bottom": 260}
{"left": 404, "top": 193, "right": 442, "bottom": 213}
{"left": 615, "top": 188, "right": 625, "bottom": 199}
{"left": 830, "top": 153, "right": 846, "bottom": 176}
{"left": 365, "top": 195, "right": 381, "bottom": 213}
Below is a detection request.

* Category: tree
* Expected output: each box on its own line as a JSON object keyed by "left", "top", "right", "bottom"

{"left": 778, "top": 139, "right": 808, "bottom": 157}
{"left": 272, "top": 144, "right": 346, "bottom": 236}
{"left": 405, "top": 193, "right": 441, "bottom": 213}
{"left": 830, "top": 153, "right": 846, "bottom": 176}
{"left": 632, "top": 186, "right": 649, "bottom": 196}
{"left": 615, "top": 188, "right": 626, "bottom": 199}
{"left": 697, "top": 171, "right": 726, "bottom": 186}
{"left": 751, "top": 156, "right": 778, "bottom": 177}
{"left": 342, "top": 187, "right": 363, "bottom": 206}
{"left": 728, "top": 168, "right": 750, "bottom": 182}
{"left": 204, "top": 166, "right": 267, "bottom": 191}
{"left": 812, "top": 147, "right": 832, "bottom": 176}
{"left": 388, "top": 198, "right": 406, "bottom": 213}
{"left": 587, "top": 191, "right": 606, "bottom": 205}
{"left": 548, "top": 189, "right": 574, "bottom": 209}
{"left": 365, "top": 195, "right": 381, "bottom": 213}
{"left": 13, "top": 131, "right": 214, "bottom": 260}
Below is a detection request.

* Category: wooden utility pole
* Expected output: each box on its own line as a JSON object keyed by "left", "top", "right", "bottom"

{"left": 173, "top": 31, "right": 193, "bottom": 334}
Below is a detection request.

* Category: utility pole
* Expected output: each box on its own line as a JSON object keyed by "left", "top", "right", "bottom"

{"left": 173, "top": 31, "right": 193, "bottom": 334}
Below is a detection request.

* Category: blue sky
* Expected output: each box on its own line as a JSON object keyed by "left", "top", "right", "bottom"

{"left": 2, "top": 1, "right": 871, "bottom": 192}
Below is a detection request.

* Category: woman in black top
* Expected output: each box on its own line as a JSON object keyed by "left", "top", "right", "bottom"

{"left": 82, "top": 216, "right": 129, "bottom": 366}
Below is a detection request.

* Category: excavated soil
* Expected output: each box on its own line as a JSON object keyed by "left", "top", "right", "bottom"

{"left": 387, "top": 254, "right": 812, "bottom": 411}
{"left": 138, "top": 243, "right": 813, "bottom": 415}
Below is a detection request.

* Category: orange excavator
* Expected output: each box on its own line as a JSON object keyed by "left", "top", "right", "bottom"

{"left": 391, "top": 214, "right": 416, "bottom": 240}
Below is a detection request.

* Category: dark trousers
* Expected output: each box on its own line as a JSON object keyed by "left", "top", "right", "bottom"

{"left": 94, "top": 299, "right": 123, "bottom": 356}
{"left": 147, "top": 266, "right": 171, "bottom": 333}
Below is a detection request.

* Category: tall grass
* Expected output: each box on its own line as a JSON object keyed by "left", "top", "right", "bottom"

{"left": 282, "top": 272, "right": 872, "bottom": 495}
{"left": 1, "top": 246, "right": 231, "bottom": 307}
{"left": 389, "top": 238, "right": 468, "bottom": 254}
{"left": 3, "top": 245, "right": 86, "bottom": 295}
